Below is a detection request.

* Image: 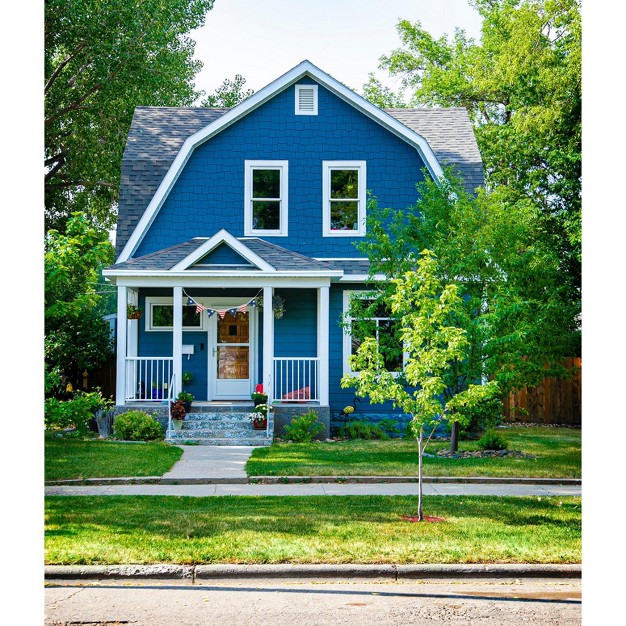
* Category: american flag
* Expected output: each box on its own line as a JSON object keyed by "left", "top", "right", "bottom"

{"left": 218, "top": 310, "right": 227, "bottom": 319}
{"left": 237, "top": 304, "right": 247, "bottom": 313}
{"left": 195, "top": 303, "right": 205, "bottom": 314}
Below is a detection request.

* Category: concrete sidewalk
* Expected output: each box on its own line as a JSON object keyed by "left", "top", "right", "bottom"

{"left": 45, "top": 444, "right": 581, "bottom": 497}
{"left": 45, "top": 481, "right": 580, "bottom": 497}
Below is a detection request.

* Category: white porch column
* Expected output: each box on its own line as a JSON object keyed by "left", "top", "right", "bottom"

{"left": 317, "top": 285, "right": 330, "bottom": 406}
{"left": 263, "top": 286, "right": 274, "bottom": 401}
{"left": 127, "top": 289, "right": 139, "bottom": 359}
{"left": 173, "top": 286, "right": 183, "bottom": 398}
{"left": 115, "top": 285, "right": 128, "bottom": 405}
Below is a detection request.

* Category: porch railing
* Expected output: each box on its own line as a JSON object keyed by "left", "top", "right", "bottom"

{"left": 125, "top": 357, "right": 174, "bottom": 402}
{"left": 273, "top": 357, "right": 320, "bottom": 403}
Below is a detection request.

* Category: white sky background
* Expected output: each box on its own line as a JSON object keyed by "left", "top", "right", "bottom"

{"left": 190, "top": 0, "right": 483, "bottom": 97}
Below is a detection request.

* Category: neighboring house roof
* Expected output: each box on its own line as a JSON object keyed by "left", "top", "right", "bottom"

{"left": 115, "top": 60, "right": 484, "bottom": 261}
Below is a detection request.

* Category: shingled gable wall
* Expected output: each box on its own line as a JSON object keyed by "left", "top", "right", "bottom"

{"left": 133, "top": 77, "right": 429, "bottom": 259}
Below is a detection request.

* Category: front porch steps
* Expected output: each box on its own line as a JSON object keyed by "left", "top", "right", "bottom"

{"left": 168, "top": 406, "right": 273, "bottom": 446}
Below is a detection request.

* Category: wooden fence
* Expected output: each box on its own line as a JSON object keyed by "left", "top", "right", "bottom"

{"left": 502, "top": 357, "right": 581, "bottom": 425}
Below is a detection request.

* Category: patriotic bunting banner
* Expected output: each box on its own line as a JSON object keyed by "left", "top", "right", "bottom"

{"left": 183, "top": 290, "right": 263, "bottom": 319}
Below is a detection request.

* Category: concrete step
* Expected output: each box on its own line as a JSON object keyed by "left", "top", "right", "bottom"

{"left": 168, "top": 434, "right": 272, "bottom": 446}
{"left": 184, "top": 412, "right": 254, "bottom": 422}
{"left": 187, "top": 404, "right": 254, "bottom": 414}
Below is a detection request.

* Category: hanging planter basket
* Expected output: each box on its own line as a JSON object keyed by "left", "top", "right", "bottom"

{"left": 256, "top": 294, "right": 286, "bottom": 319}
{"left": 127, "top": 305, "right": 143, "bottom": 320}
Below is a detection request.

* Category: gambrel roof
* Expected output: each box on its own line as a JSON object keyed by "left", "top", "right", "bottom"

{"left": 115, "top": 61, "right": 484, "bottom": 261}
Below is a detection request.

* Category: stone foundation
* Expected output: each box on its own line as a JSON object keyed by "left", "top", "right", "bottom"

{"left": 273, "top": 405, "right": 330, "bottom": 440}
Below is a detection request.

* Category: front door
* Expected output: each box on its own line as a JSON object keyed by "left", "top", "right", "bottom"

{"left": 211, "top": 309, "right": 253, "bottom": 399}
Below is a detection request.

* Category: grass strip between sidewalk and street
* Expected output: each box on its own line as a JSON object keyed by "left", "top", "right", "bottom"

{"left": 247, "top": 427, "right": 581, "bottom": 478}
{"left": 45, "top": 434, "right": 183, "bottom": 481}
{"left": 45, "top": 495, "right": 581, "bottom": 565}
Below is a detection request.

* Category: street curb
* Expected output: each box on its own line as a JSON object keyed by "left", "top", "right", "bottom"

{"left": 45, "top": 563, "right": 581, "bottom": 581}
{"left": 45, "top": 476, "right": 581, "bottom": 487}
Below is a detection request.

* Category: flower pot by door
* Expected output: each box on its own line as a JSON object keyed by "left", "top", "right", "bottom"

{"left": 172, "top": 420, "right": 183, "bottom": 431}
{"left": 253, "top": 418, "right": 267, "bottom": 430}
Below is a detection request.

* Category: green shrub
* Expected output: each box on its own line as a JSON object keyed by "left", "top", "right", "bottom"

{"left": 455, "top": 396, "right": 504, "bottom": 437}
{"left": 339, "top": 420, "right": 388, "bottom": 440}
{"left": 477, "top": 429, "right": 509, "bottom": 451}
{"left": 284, "top": 410, "right": 324, "bottom": 443}
{"left": 114, "top": 411, "right": 163, "bottom": 441}
{"left": 44, "top": 389, "right": 112, "bottom": 435}
{"left": 378, "top": 418, "right": 400, "bottom": 436}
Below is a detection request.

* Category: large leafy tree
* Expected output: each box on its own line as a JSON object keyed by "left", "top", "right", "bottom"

{"left": 45, "top": 213, "right": 115, "bottom": 389}
{"left": 202, "top": 74, "right": 255, "bottom": 107}
{"left": 365, "top": 0, "right": 581, "bottom": 312}
{"left": 45, "top": 0, "right": 215, "bottom": 232}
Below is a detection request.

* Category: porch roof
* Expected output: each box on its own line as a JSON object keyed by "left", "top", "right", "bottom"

{"left": 104, "top": 235, "right": 352, "bottom": 277}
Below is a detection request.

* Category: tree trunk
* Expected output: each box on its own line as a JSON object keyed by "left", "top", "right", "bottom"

{"left": 417, "top": 426, "right": 424, "bottom": 521}
{"left": 449, "top": 421, "right": 459, "bottom": 453}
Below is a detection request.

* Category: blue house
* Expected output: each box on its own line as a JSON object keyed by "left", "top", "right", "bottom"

{"left": 103, "top": 60, "right": 483, "bottom": 442}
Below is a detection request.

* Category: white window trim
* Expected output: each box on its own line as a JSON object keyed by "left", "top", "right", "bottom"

{"left": 295, "top": 84, "right": 318, "bottom": 115}
{"left": 322, "top": 161, "right": 366, "bottom": 237}
{"left": 145, "top": 297, "right": 205, "bottom": 332}
{"left": 244, "top": 160, "right": 289, "bottom": 237}
{"left": 342, "top": 290, "right": 404, "bottom": 376}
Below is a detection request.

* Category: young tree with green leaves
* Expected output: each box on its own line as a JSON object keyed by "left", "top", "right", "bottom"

{"left": 45, "top": 213, "right": 115, "bottom": 390}
{"left": 45, "top": 0, "right": 216, "bottom": 232}
{"left": 342, "top": 251, "right": 499, "bottom": 520}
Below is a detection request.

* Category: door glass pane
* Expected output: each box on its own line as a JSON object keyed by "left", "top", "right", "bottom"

{"left": 217, "top": 311, "right": 249, "bottom": 343}
{"left": 217, "top": 346, "right": 249, "bottom": 379}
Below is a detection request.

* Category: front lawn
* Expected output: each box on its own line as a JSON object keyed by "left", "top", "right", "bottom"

{"left": 45, "top": 495, "right": 581, "bottom": 565}
{"left": 247, "top": 427, "right": 581, "bottom": 478}
{"left": 45, "top": 433, "right": 183, "bottom": 481}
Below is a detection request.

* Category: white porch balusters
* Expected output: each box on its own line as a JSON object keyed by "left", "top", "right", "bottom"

{"left": 317, "top": 285, "right": 330, "bottom": 406}
{"left": 115, "top": 285, "right": 128, "bottom": 405}
{"left": 262, "top": 286, "right": 274, "bottom": 401}
{"left": 172, "top": 286, "right": 183, "bottom": 400}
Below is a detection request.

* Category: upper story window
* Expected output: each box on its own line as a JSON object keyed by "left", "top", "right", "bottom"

{"left": 322, "top": 161, "right": 366, "bottom": 237}
{"left": 295, "top": 84, "right": 318, "bottom": 115}
{"left": 244, "top": 160, "right": 288, "bottom": 236}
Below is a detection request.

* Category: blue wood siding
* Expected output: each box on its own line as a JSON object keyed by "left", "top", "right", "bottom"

{"left": 135, "top": 77, "right": 427, "bottom": 258}
{"left": 198, "top": 243, "right": 252, "bottom": 265}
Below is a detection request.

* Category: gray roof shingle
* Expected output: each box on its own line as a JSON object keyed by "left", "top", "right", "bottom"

{"left": 107, "top": 236, "right": 339, "bottom": 274}
{"left": 115, "top": 105, "right": 483, "bottom": 258}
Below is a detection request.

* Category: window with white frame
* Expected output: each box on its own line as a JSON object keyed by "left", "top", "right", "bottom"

{"left": 146, "top": 297, "right": 203, "bottom": 332}
{"left": 244, "top": 161, "right": 288, "bottom": 236}
{"left": 343, "top": 291, "right": 404, "bottom": 374}
{"left": 295, "top": 84, "right": 318, "bottom": 115}
{"left": 323, "top": 161, "right": 366, "bottom": 236}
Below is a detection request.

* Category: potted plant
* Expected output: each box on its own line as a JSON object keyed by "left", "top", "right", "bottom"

{"left": 251, "top": 390, "right": 268, "bottom": 406}
{"left": 170, "top": 399, "right": 186, "bottom": 430}
{"left": 127, "top": 304, "right": 143, "bottom": 320}
{"left": 249, "top": 404, "right": 271, "bottom": 429}
{"left": 177, "top": 391, "right": 194, "bottom": 413}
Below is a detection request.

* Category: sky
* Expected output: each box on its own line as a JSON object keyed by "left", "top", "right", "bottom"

{"left": 190, "top": 0, "right": 483, "bottom": 98}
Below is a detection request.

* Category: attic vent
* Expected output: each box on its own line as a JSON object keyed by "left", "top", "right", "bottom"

{"left": 295, "top": 84, "right": 318, "bottom": 115}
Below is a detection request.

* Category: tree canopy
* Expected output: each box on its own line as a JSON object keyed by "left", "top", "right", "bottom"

{"left": 202, "top": 74, "right": 255, "bottom": 107}
{"left": 365, "top": 0, "right": 581, "bottom": 301}
{"left": 45, "top": 213, "right": 116, "bottom": 385}
{"left": 45, "top": 0, "right": 216, "bottom": 232}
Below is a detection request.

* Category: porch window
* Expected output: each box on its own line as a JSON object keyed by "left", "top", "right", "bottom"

{"left": 343, "top": 291, "right": 404, "bottom": 374}
{"left": 146, "top": 298, "right": 203, "bottom": 331}
{"left": 244, "top": 160, "right": 289, "bottom": 236}
{"left": 322, "top": 161, "right": 366, "bottom": 236}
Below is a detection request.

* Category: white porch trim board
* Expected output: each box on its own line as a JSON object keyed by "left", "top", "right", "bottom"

{"left": 262, "top": 286, "right": 274, "bottom": 401}
{"left": 172, "top": 286, "right": 183, "bottom": 398}
{"left": 115, "top": 285, "right": 128, "bottom": 405}
{"left": 317, "top": 286, "right": 330, "bottom": 405}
